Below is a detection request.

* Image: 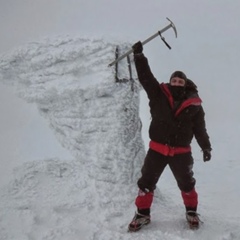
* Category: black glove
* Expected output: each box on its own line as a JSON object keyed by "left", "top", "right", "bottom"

{"left": 132, "top": 41, "right": 143, "bottom": 54}
{"left": 203, "top": 149, "right": 211, "bottom": 162}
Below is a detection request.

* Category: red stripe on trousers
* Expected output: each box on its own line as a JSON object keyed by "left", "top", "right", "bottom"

{"left": 135, "top": 190, "right": 154, "bottom": 209}
{"left": 181, "top": 188, "right": 198, "bottom": 208}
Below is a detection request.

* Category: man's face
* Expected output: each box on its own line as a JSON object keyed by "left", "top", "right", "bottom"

{"left": 170, "top": 77, "right": 185, "bottom": 87}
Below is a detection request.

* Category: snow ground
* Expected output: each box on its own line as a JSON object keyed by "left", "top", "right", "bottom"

{"left": 0, "top": 37, "right": 239, "bottom": 240}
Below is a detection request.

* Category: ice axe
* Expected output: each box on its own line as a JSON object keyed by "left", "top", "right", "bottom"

{"left": 108, "top": 18, "right": 177, "bottom": 67}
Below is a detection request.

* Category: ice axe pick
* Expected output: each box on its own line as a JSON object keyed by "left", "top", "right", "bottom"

{"left": 108, "top": 18, "right": 177, "bottom": 67}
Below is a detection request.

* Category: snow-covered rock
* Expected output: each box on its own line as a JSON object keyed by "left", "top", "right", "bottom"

{"left": 0, "top": 37, "right": 147, "bottom": 239}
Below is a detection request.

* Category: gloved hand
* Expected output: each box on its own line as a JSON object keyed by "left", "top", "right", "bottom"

{"left": 203, "top": 149, "right": 211, "bottom": 162}
{"left": 132, "top": 41, "right": 143, "bottom": 54}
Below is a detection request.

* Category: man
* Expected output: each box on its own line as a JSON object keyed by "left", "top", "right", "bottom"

{"left": 128, "top": 41, "right": 212, "bottom": 231}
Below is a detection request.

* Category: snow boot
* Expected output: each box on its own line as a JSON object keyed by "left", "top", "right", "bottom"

{"left": 128, "top": 212, "right": 151, "bottom": 232}
{"left": 186, "top": 210, "right": 201, "bottom": 229}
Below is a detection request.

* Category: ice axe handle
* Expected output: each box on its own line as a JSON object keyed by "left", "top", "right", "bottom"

{"left": 108, "top": 18, "right": 177, "bottom": 67}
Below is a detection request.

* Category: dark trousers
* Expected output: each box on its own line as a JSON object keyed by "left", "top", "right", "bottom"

{"left": 135, "top": 149, "right": 197, "bottom": 213}
{"left": 138, "top": 148, "right": 195, "bottom": 192}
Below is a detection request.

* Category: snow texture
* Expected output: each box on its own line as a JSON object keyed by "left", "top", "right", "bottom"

{"left": 0, "top": 37, "right": 239, "bottom": 240}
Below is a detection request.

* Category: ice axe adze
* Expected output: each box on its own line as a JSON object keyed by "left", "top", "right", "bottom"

{"left": 108, "top": 18, "right": 177, "bottom": 67}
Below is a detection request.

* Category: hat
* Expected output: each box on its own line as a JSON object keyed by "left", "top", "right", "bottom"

{"left": 170, "top": 71, "right": 187, "bottom": 82}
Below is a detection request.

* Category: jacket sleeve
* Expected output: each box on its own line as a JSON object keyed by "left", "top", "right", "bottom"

{"left": 134, "top": 53, "right": 160, "bottom": 99}
{"left": 192, "top": 106, "right": 212, "bottom": 150}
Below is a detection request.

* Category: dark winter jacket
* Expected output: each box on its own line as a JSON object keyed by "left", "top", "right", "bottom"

{"left": 134, "top": 54, "right": 211, "bottom": 150}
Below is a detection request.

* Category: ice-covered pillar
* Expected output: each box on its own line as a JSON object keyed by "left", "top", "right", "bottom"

{"left": 0, "top": 37, "right": 146, "bottom": 221}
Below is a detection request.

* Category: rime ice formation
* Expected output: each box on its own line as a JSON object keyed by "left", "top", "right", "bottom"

{"left": 0, "top": 37, "right": 147, "bottom": 239}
